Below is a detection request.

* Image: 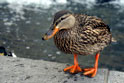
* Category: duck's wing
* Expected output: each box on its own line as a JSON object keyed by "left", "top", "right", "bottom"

{"left": 79, "top": 17, "right": 112, "bottom": 45}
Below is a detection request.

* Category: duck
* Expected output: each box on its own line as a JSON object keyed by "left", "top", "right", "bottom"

{"left": 0, "top": 46, "right": 17, "bottom": 58}
{"left": 42, "top": 10, "right": 112, "bottom": 77}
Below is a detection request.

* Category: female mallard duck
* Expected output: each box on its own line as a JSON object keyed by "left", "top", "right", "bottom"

{"left": 42, "top": 10, "right": 112, "bottom": 77}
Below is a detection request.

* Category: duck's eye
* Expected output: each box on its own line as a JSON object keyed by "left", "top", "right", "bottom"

{"left": 61, "top": 18, "right": 65, "bottom": 20}
{"left": 55, "top": 17, "right": 67, "bottom": 25}
{"left": 61, "top": 17, "right": 67, "bottom": 20}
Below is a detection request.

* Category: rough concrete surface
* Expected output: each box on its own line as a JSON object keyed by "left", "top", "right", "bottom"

{"left": 0, "top": 56, "right": 123, "bottom": 83}
{"left": 108, "top": 71, "right": 124, "bottom": 83}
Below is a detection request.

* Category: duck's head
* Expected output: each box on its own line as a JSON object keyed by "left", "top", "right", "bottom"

{"left": 42, "top": 10, "right": 75, "bottom": 40}
{"left": 0, "top": 46, "right": 7, "bottom": 56}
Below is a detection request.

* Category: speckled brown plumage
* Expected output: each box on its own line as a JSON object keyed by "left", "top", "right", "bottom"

{"left": 54, "top": 13, "right": 112, "bottom": 55}
{"left": 42, "top": 10, "right": 112, "bottom": 77}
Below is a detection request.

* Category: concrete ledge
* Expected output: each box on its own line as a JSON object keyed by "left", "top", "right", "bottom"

{"left": 108, "top": 71, "right": 124, "bottom": 83}
{"left": 0, "top": 56, "right": 123, "bottom": 83}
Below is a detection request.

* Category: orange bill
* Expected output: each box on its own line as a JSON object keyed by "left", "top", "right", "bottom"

{"left": 42, "top": 27, "right": 59, "bottom": 40}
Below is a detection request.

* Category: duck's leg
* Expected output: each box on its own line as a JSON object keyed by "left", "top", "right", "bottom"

{"left": 83, "top": 53, "right": 100, "bottom": 77}
{"left": 64, "top": 54, "right": 82, "bottom": 73}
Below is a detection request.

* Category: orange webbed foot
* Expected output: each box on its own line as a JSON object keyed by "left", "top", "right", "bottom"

{"left": 64, "top": 64, "right": 82, "bottom": 73}
{"left": 83, "top": 53, "right": 100, "bottom": 77}
{"left": 64, "top": 54, "right": 82, "bottom": 73}
{"left": 83, "top": 67, "right": 97, "bottom": 77}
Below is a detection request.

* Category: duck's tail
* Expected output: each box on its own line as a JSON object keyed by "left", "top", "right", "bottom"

{"left": 111, "top": 37, "right": 117, "bottom": 42}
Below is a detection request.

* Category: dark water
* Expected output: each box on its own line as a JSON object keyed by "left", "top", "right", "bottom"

{"left": 0, "top": 0, "right": 124, "bottom": 71}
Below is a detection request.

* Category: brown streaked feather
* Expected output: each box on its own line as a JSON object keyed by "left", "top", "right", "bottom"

{"left": 54, "top": 14, "right": 112, "bottom": 55}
